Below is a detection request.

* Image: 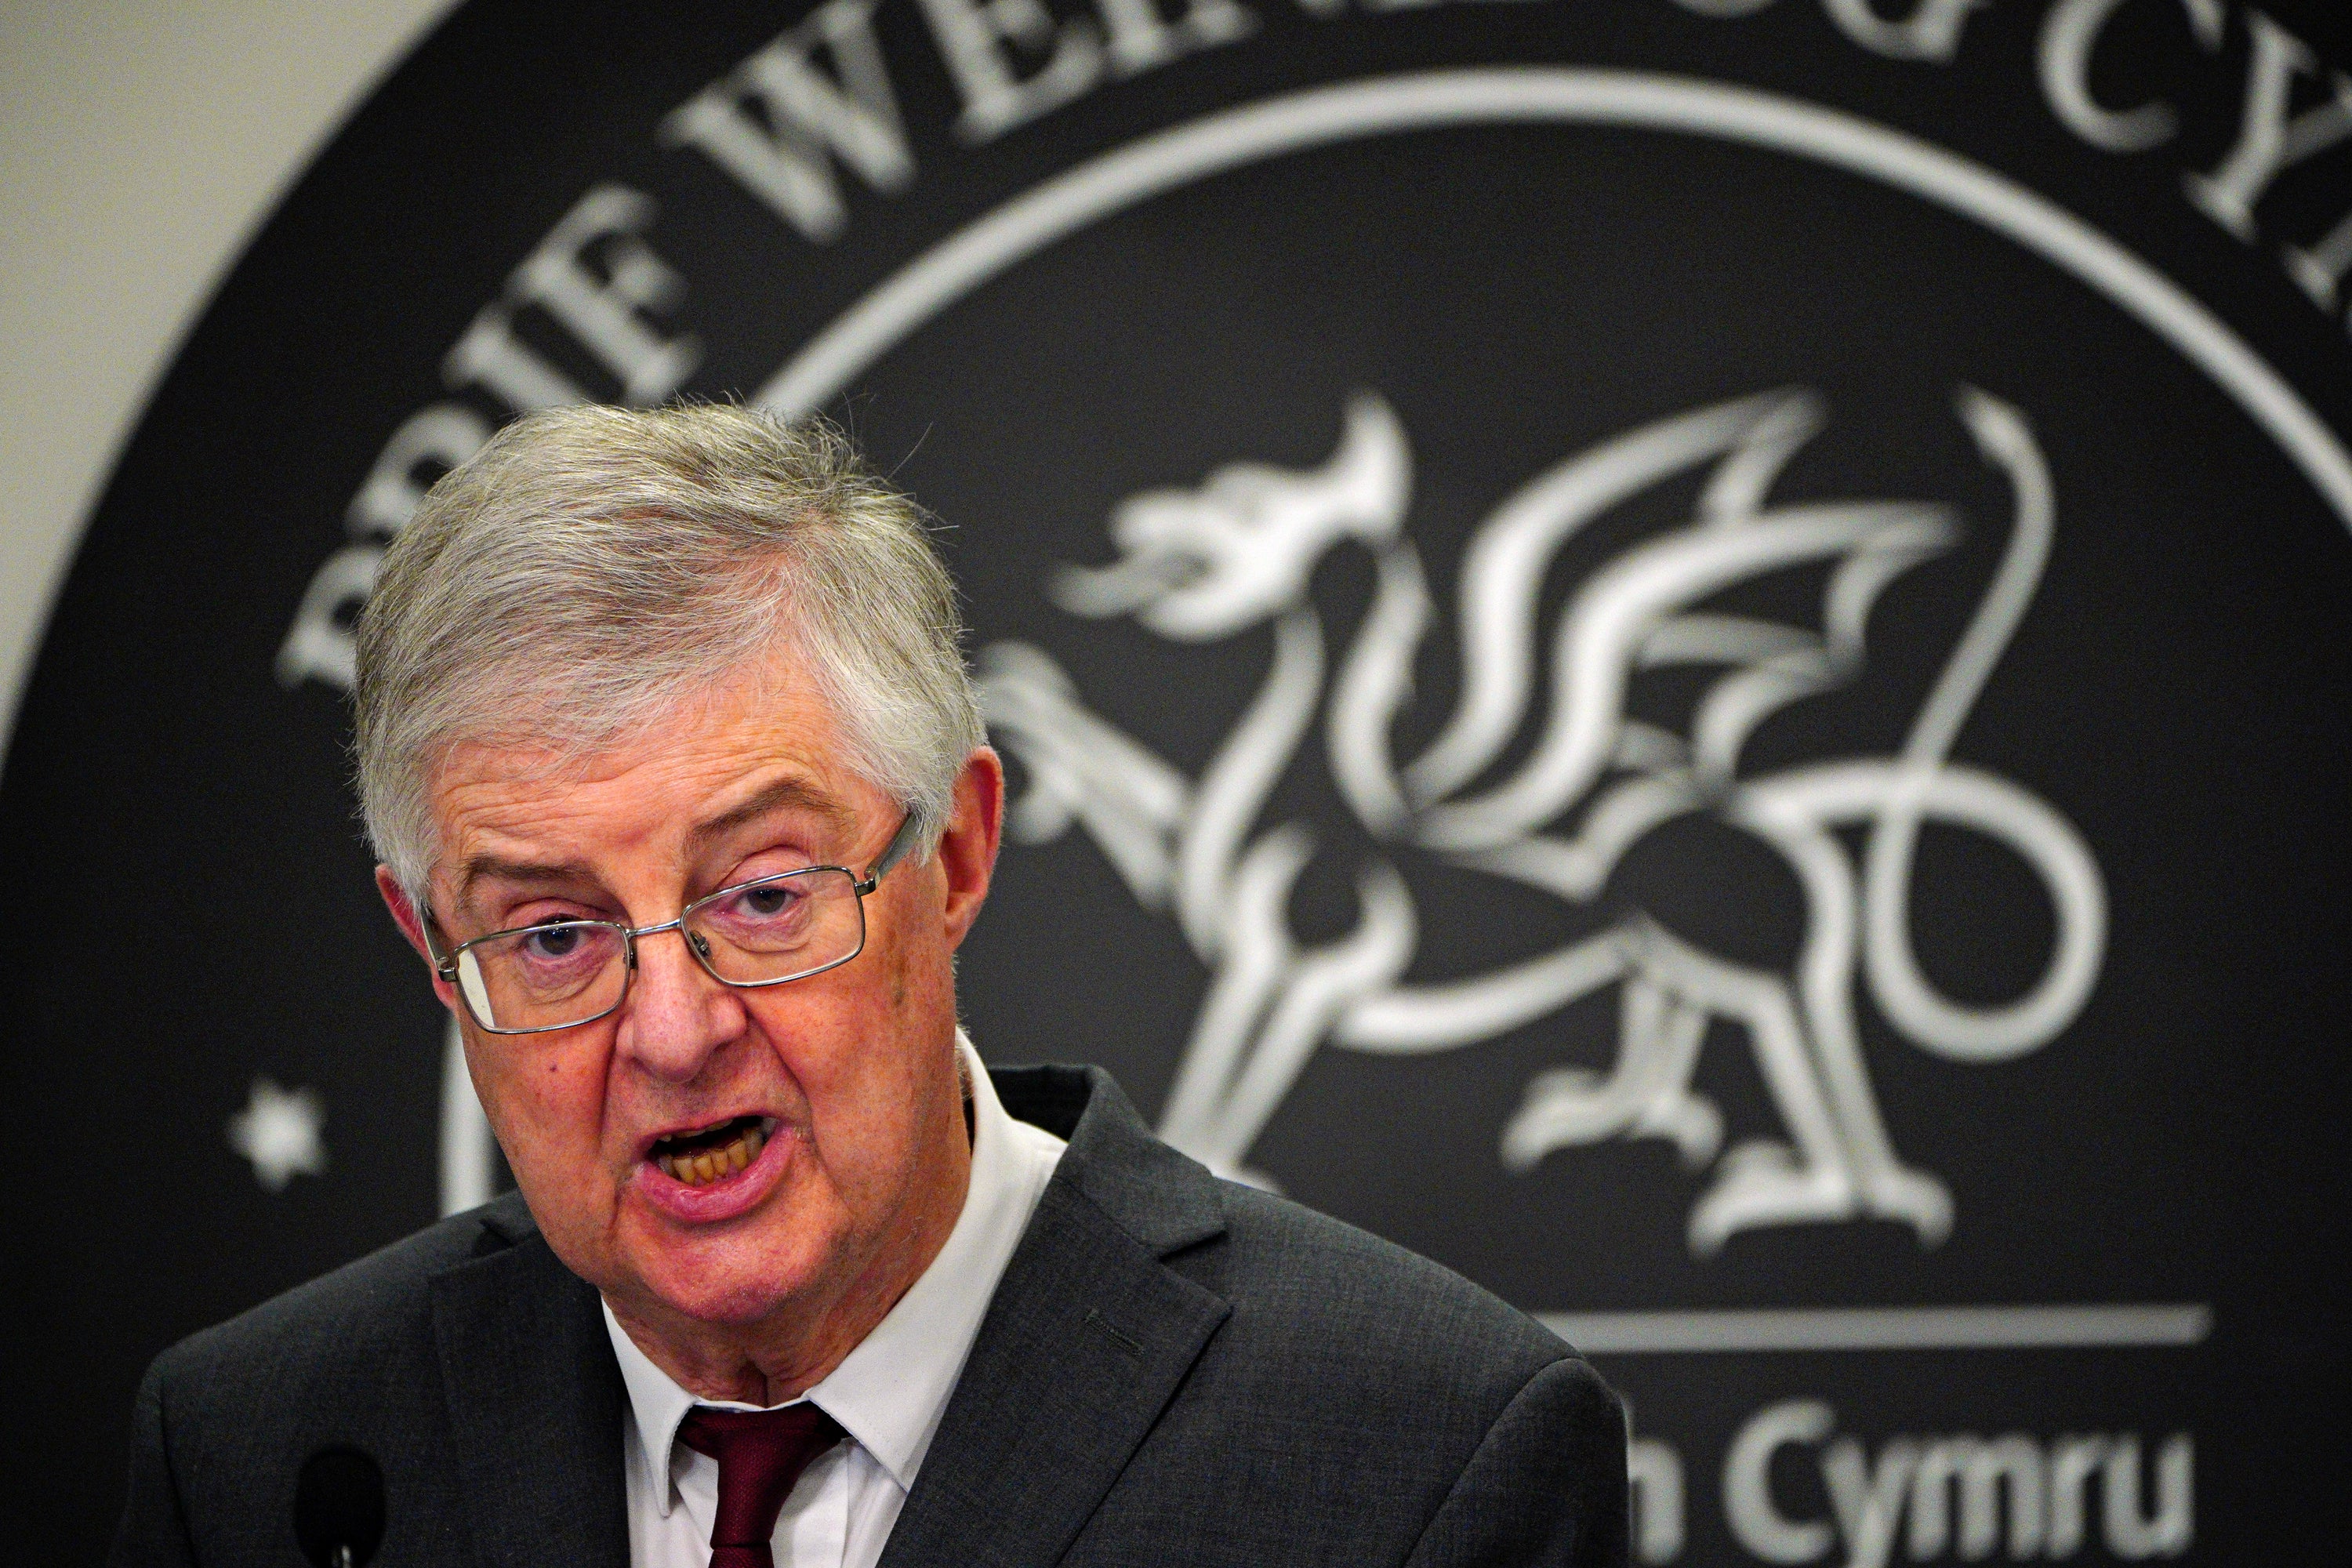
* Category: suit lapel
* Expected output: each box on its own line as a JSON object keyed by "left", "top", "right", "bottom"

{"left": 419, "top": 1070, "right": 1218, "bottom": 1568}
{"left": 880, "top": 1069, "right": 1232, "bottom": 1568}
{"left": 430, "top": 1200, "right": 630, "bottom": 1568}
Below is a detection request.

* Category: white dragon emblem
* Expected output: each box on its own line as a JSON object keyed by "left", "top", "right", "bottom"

{"left": 978, "top": 386, "right": 2105, "bottom": 1252}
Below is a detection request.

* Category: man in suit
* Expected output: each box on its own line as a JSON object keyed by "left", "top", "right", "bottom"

{"left": 113, "top": 404, "right": 1627, "bottom": 1567}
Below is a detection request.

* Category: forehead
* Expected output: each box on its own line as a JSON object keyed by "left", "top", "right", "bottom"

{"left": 426, "top": 655, "right": 882, "bottom": 895}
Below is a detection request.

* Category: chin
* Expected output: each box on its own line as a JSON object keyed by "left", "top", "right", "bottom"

{"left": 635, "top": 1228, "right": 835, "bottom": 1329}
{"left": 652, "top": 1275, "right": 801, "bottom": 1328}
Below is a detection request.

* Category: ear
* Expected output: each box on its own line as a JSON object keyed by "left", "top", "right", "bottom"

{"left": 936, "top": 746, "right": 1005, "bottom": 951}
{"left": 377, "top": 866, "right": 463, "bottom": 1014}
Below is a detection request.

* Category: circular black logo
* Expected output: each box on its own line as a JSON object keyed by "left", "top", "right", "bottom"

{"left": 12, "top": 2, "right": 2350, "bottom": 1557}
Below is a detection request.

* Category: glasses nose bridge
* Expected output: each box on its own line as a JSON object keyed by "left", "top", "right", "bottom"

{"left": 615, "top": 913, "right": 702, "bottom": 975}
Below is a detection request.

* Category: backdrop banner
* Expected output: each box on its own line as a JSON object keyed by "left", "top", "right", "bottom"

{"left": 8, "top": 0, "right": 2350, "bottom": 1559}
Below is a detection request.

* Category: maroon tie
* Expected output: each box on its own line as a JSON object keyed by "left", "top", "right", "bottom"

{"left": 676, "top": 1404, "right": 845, "bottom": 1568}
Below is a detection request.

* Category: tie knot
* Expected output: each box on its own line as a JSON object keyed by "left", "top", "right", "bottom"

{"left": 677, "top": 1404, "right": 845, "bottom": 1566}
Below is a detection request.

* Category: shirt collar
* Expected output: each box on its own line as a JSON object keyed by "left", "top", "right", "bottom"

{"left": 604, "top": 1295, "right": 705, "bottom": 1517}
{"left": 601, "top": 1033, "right": 1064, "bottom": 1512}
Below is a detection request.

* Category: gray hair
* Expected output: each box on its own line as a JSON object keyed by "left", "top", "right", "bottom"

{"left": 354, "top": 402, "right": 984, "bottom": 905}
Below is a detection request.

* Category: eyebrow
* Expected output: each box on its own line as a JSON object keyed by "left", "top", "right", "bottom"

{"left": 452, "top": 853, "right": 596, "bottom": 908}
{"left": 685, "top": 774, "right": 851, "bottom": 854}
{"left": 447, "top": 775, "right": 852, "bottom": 912}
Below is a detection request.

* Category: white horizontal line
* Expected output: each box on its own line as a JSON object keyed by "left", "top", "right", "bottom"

{"left": 1537, "top": 1304, "right": 2213, "bottom": 1354}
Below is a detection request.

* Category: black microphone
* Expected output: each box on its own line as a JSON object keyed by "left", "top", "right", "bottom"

{"left": 292, "top": 1446, "right": 385, "bottom": 1568}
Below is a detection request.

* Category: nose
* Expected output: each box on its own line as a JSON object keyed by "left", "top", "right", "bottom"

{"left": 612, "top": 924, "right": 748, "bottom": 1083}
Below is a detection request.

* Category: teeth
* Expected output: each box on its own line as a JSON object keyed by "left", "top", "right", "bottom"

{"left": 656, "top": 1120, "right": 771, "bottom": 1187}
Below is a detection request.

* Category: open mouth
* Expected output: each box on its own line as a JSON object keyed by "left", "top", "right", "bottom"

{"left": 649, "top": 1116, "right": 776, "bottom": 1186}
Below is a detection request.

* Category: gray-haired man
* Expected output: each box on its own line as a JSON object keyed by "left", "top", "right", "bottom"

{"left": 112, "top": 405, "right": 1628, "bottom": 1567}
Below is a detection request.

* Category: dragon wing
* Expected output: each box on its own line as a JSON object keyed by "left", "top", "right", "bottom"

{"left": 1406, "top": 391, "right": 1958, "bottom": 855}
{"left": 1402, "top": 390, "right": 1824, "bottom": 811}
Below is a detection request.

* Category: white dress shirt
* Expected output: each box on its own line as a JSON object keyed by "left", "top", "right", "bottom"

{"left": 602, "top": 1036, "right": 1066, "bottom": 1568}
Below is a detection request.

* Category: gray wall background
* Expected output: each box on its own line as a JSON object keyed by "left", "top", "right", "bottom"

{"left": 0, "top": 0, "right": 452, "bottom": 764}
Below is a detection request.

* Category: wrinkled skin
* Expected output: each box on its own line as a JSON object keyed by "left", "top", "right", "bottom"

{"left": 379, "top": 651, "right": 1004, "bottom": 1403}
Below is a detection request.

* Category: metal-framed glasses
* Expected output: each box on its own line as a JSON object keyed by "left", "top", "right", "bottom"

{"left": 423, "top": 814, "right": 922, "bottom": 1035}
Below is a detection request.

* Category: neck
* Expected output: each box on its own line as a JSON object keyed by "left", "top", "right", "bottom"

{"left": 609, "top": 1062, "right": 978, "bottom": 1407}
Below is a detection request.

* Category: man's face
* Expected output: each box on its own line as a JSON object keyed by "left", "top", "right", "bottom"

{"left": 379, "top": 652, "right": 1001, "bottom": 1336}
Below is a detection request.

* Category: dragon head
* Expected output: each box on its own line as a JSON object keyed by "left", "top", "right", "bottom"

{"left": 1052, "top": 394, "right": 1410, "bottom": 641}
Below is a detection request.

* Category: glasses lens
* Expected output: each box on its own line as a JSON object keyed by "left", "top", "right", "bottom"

{"left": 455, "top": 921, "right": 627, "bottom": 1032}
{"left": 685, "top": 869, "right": 864, "bottom": 985}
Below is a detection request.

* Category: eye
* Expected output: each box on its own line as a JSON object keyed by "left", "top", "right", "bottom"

{"left": 692, "top": 874, "right": 821, "bottom": 954}
{"left": 523, "top": 921, "right": 584, "bottom": 960}
{"left": 733, "top": 880, "right": 804, "bottom": 920}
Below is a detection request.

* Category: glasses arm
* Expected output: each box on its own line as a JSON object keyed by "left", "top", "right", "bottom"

{"left": 416, "top": 904, "right": 462, "bottom": 982}
{"left": 858, "top": 812, "right": 924, "bottom": 894}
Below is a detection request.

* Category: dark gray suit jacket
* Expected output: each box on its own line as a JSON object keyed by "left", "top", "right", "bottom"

{"left": 114, "top": 1065, "right": 1628, "bottom": 1566}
